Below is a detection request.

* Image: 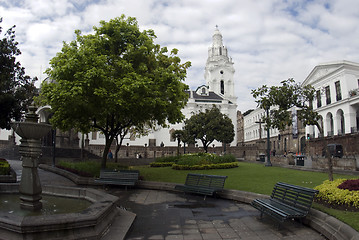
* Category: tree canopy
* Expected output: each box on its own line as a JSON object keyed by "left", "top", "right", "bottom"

{"left": 0, "top": 18, "right": 36, "bottom": 129}
{"left": 183, "top": 106, "right": 234, "bottom": 153}
{"left": 251, "top": 78, "right": 322, "bottom": 133}
{"left": 39, "top": 15, "right": 190, "bottom": 168}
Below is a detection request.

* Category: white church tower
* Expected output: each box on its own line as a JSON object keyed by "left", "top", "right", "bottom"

{"left": 204, "top": 26, "right": 237, "bottom": 104}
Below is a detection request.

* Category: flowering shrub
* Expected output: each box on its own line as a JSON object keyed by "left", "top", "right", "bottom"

{"left": 314, "top": 179, "right": 359, "bottom": 209}
{"left": 338, "top": 179, "right": 359, "bottom": 191}
{"left": 0, "top": 158, "right": 10, "bottom": 175}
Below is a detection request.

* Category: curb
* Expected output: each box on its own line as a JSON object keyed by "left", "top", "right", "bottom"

{"left": 40, "top": 164, "right": 359, "bottom": 240}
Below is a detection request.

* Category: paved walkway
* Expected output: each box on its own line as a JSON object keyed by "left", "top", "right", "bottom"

{"left": 8, "top": 160, "right": 327, "bottom": 240}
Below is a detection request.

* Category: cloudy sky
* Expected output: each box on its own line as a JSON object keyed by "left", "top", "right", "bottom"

{"left": 1, "top": 0, "right": 359, "bottom": 112}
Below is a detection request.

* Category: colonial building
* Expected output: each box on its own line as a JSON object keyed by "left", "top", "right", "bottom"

{"left": 302, "top": 60, "right": 359, "bottom": 139}
{"left": 242, "top": 104, "right": 306, "bottom": 158}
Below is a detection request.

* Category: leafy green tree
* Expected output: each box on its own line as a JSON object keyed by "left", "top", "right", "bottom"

{"left": 39, "top": 15, "right": 190, "bottom": 168}
{"left": 251, "top": 78, "right": 323, "bottom": 134}
{"left": 0, "top": 18, "right": 36, "bottom": 129}
{"left": 183, "top": 106, "right": 234, "bottom": 153}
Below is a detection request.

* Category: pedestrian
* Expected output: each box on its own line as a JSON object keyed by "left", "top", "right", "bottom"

{"left": 107, "top": 149, "right": 113, "bottom": 160}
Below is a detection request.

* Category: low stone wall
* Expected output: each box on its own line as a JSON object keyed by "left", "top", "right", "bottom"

{"left": 312, "top": 156, "right": 358, "bottom": 171}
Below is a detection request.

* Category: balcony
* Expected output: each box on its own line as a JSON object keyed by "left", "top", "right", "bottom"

{"left": 349, "top": 88, "right": 359, "bottom": 97}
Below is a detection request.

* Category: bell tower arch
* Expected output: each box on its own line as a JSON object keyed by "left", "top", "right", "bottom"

{"left": 204, "top": 26, "right": 237, "bottom": 104}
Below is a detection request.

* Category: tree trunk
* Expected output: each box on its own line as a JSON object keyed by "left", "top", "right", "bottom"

{"left": 328, "top": 156, "right": 334, "bottom": 181}
{"left": 115, "top": 136, "right": 124, "bottom": 163}
{"left": 177, "top": 139, "right": 180, "bottom": 156}
{"left": 101, "top": 136, "right": 113, "bottom": 169}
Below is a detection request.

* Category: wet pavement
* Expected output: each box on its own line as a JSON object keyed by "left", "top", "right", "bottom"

{"left": 108, "top": 188, "right": 327, "bottom": 240}
{"left": 8, "top": 160, "right": 327, "bottom": 240}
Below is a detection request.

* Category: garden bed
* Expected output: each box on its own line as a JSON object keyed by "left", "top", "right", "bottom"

{"left": 150, "top": 153, "right": 238, "bottom": 170}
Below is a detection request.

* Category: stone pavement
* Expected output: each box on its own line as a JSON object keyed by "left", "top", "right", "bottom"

{"left": 107, "top": 188, "right": 326, "bottom": 240}
{"left": 8, "top": 160, "right": 327, "bottom": 240}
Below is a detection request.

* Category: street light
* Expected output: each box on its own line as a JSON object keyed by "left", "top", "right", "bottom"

{"left": 265, "top": 108, "right": 272, "bottom": 167}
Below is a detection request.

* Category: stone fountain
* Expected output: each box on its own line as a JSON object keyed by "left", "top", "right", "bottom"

{"left": 0, "top": 104, "right": 127, "bottom": 239}
{"left": 11, "top": 104, "right": 52, "bottom": 210}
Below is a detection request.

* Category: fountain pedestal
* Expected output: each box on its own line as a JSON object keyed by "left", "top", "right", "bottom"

{"left": 18, "top": 139, "right": 43, "bottom": 210}
{"left": 11, "top": 105, "right": 52, "bottom": 211}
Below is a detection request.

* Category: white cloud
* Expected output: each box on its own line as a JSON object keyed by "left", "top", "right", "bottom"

{"left": 1, "top": 0, "right": 359, "bottom": 112}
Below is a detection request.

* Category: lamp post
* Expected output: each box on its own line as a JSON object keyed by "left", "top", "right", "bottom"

{"left": 265, "top": 108, "right": 272, "bottom": 167}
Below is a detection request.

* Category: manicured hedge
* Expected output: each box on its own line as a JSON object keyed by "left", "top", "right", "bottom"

{"left": 172, "top": 162, "right": 238, "bottom": 170}
{"left": 150, "top": 153, "right": 238, "bottom": 170}
{"left": 150, "top": 162, "right": 174, "bottom": 167}
{"left": 315, "top": 179, "right": 359, "bottom": 209}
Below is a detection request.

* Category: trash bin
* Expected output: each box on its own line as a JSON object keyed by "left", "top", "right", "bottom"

{"left": 259, "top": 154, "right": 265, "bottom": 162}
{"left": 296, "top": 155, "right": 305, "bottom": 166}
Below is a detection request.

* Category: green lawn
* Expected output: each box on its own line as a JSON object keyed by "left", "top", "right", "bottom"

{"left": 131, "top": 162, "right": 359, "bottom": 231}
{"left": 134, "top": 162, "right": 357, "bottom": 195}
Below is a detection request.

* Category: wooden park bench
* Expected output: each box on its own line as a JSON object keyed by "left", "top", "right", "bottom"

{"left": 251, "top": 182, "right": 319, "bottom": 225}
{"left": 175, "top": 173, "right": 227, "bottom": 200}
{"left": 95, "top": 169, "right": 139, "bottom": 190}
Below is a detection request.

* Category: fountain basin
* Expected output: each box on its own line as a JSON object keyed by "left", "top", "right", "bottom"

{"left": 11, "top": 122, "right": 52, "bottom": 140}
{"left": 0, "top": 184, "right": 120, "bottom": 240}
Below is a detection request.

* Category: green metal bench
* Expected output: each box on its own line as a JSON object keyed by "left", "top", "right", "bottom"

{"left": 95, "top": 169, "right": 139, "bottom": 189}
{"left": 175, "top": 173, "right": 227, "bottom": 200}
{"left": 251, "top": 182, "right": 319, "bottom": 224}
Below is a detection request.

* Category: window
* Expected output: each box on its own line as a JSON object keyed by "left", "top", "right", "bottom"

{"left": 91, "top": 132, "right": 97, "bottom": 140}
{"left": 325, "top": 86, "right": 331, "bottom": 105}
{"left": 335, "top": 81, "right": 342, "bottom": 101}
{"left": 316, "top": 90, "right": 321, "bottom": 108}
{"left": 169, "top": 129, "right": 176, "bottom": 142}
{"left": 201, "top": 88, "right": 206, "bottom": 95}
{"left": 220, "top": 80, "right": 224, "bottom": 94}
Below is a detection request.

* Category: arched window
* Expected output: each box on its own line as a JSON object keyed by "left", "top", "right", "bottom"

{"left": 336, "top": 109, "right": 345, "bottom": 135}
{"left": 326, "top": 112, "right": 334, "bottom": 136}
{"left": 220, "top": 80, "right": 224, "bottom": 94}
{"left": 169, "top": 129, "right": 176, "bottom": 142}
